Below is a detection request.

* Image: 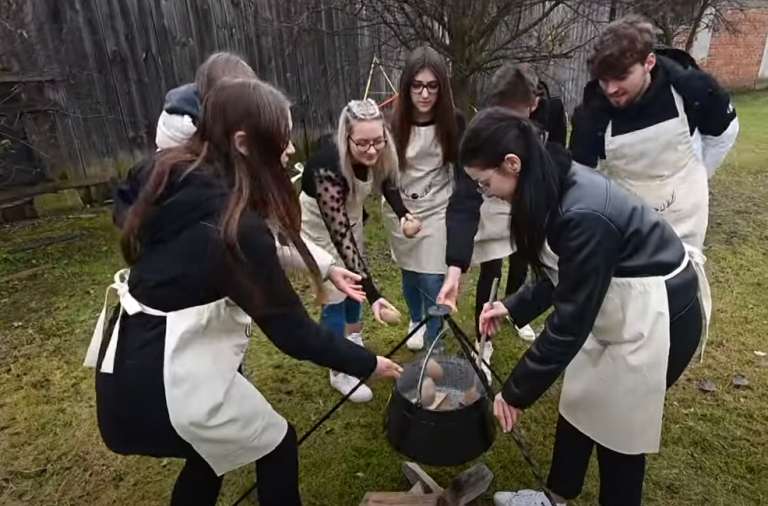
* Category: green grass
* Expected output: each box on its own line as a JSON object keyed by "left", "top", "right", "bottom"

{"left": 1, "top": 91, "right": 767, "bottom": 505}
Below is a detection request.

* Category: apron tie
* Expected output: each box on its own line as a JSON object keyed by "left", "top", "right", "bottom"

{"left": 84, "top": 269, "right": 167, "bottom": 374}
{"left": 684, "top": 245, "right": 712, "bottom": 361}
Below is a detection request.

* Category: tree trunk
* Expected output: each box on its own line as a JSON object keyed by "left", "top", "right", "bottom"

{"left": 609, "top": 0, "right": 619, "bottom": 21}
{"left": 684, "top": 1, "right": 711, "bottom": 52}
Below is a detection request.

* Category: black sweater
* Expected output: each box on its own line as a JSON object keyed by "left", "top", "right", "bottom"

{"left": 121, "top": 164, "right": 377, "bottom": 380}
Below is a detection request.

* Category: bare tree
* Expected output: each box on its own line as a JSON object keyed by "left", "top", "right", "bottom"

{"left": 627, "top": 0, "right": 743, "bottom": 51}
{"left": 329, "top": 0, "right": 594, "bottom": 109}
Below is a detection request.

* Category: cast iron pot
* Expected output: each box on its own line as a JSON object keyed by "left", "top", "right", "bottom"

{"left": 385, "top": 355, "right": 496, "bottom": 466}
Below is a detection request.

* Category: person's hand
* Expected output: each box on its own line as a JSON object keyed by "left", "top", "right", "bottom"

{"left": 373, "top": 356, "right": 404, "bottom": 379}
{"left": 400, "top": 213, "right": 422, "bottom": 238}
{"left": 493, "top": 392, "right": 522, "bottom": 433}
{"left": 479, "top": 301, "right": 509, "bottom": 337}
{"left": 436, "top": 266, "right": 462, "bottom": 312}
{"left": 371, "top": 297, "right": 399, "bottom": 325}
{"left": 327, "top": 266, "right": 365, "bottom": 303}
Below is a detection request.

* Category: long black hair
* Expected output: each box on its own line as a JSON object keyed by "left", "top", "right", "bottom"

{"left": 459, "top": 107, "right": 568, "bottom": 275}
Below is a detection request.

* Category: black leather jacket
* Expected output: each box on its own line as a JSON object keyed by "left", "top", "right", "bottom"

{"left": 501, "top": 165, "right": 692, "bottom": 408}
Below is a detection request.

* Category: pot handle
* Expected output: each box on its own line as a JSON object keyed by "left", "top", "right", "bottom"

{"left": 415, "top": 327, "right": 449, "bottom": 406}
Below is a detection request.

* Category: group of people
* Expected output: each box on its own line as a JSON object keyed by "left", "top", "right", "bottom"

{"left": 84, "top": 14, "right": 739, "bottom": 506}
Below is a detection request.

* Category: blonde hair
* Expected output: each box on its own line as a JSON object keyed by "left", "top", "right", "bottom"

{"left": 336, "top": 99, "right": 399, "bottom": 200}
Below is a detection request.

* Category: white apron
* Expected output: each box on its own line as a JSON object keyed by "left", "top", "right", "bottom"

{"left": 540, "top": 244, "right": 689, "bottom": 454}
{"left": 600, "top": 87, "right": 712, "bottom": 359}
{"left": 382, "top": 125, "right": 451, "bottom": 274}
{"left": 300, "top": 174, "right": 373, "bottom": 304}
{"left": 84, "top": 269, "right": 288, "bottom": 475}
{"left": 471, "top": 196, "right": 515, "bottom": 265}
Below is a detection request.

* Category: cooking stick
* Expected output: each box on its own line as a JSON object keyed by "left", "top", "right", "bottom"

{"left": 477, "top": 277, "right": 499, "bottom": 371}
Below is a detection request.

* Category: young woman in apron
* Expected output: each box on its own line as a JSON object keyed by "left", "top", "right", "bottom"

{"left": 85, "top": 79, "right": 402, "bottom": 506}
{"left": 441, "top": 64, "right": 565, "bottom": 378}
{"left": 384, "top": 46, "right": 463, "bottom": 351}
{"left": 300, "top": 99, "right": 412, "bottom": 402}
{"left": 462, "top": 109, "right": 702, "bottom": 506}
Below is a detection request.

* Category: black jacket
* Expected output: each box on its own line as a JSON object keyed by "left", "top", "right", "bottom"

{"left": 114, "top": 83, "right": 202, "bottom": 228}
{"left": 501, "top": 165, "right": 690, "bottom": 408}
{"left": 445, "top": 142, "right": 571, "bottom": 271}
{"left": 569, "top": 55, "right": 737, "bottom": 168}
{"left": 530, "top": 96, "right": 568, "bottom": 147}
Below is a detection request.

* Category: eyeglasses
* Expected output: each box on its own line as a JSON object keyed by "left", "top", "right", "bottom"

{"left": 410, "top": 80, "right": 440, "bottom": 94}
{"left": 348, "top": 136, "right": 387, "bottom": 151}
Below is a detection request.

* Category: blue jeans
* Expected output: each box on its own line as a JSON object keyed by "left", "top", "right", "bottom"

{"left": 401, "top": 269, "right": 445, "bottom": 346}
{"left": 320, "top": 298, "right": 362, "bottom": 339}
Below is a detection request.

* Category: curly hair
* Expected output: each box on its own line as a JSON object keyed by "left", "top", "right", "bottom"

{"left": 588, "top": 15, "right": 656, "bottom": 80}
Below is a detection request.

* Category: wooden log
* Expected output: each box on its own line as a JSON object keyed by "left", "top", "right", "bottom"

{"left": 0, "top": 266, "right": 48, "bottom": 284}
{"left": 439, "top": 463, "right": 494, "bottom": 506}
{"left": 408, "top": 482, "right": 426, "bottom": 495}
{"left": 401, "top": 462, "right": 443, "bottom": 494}
{"left": 359, "top": 492, "right": 442, "bottom": 505}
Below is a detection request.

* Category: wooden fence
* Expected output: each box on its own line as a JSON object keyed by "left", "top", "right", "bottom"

{"left": 0, "top": 0, "right": 617, "bottom": 199}
{"left": 0, "top": 0, "right": 395, "bottom": 195}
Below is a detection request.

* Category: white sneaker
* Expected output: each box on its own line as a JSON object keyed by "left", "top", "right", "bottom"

{"left": 347, "top": 332, "right": 364, "bottom": 347}
{"left": 475, "top": 341, "right": 494, "bottom": 384}
{"left": 516, "top": 324, "right": 536, "bottom": 342}
{"left": 406, "top": 321, "right": 425, "bottom": 351}
{"left": 329, "top": 370, "right": 373, "bottom": 403}
{"left": 328, "top": 332, "right": 373, "bottom": 402}
{"left": 494, "top": 490, "right": 555, "bottom": 506}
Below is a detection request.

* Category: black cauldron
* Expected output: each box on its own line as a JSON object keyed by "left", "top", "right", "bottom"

{"left": 385, "top": 354, "right": 496, "bottom": 466}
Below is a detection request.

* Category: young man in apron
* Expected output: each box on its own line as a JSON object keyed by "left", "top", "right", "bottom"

{"left": 461, "top": 108, "right": 703, "bottom": 506}
{"left": 569, "top": 15, "right": 739, "bottom": 359}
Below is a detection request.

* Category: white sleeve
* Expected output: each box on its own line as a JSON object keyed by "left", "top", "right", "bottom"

{"left": 701, "top": 117, "right": 740, "bottom": 178}
{"left": 275, "top": 236, "right": 335, "bottom": 279}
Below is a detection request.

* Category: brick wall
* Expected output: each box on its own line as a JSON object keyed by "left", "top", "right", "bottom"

{"left": 699, "top": 6, "right": 768, "bottom": 89}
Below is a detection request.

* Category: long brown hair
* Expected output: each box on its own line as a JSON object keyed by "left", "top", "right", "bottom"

{"left": 195, "top": 51, "right": 256, "bottom": 100}
{"left": 121, "top": 78, "right": 321, "bottom": 285}
{"left": 392, "top": 46, "right": 459, "bottom": 168}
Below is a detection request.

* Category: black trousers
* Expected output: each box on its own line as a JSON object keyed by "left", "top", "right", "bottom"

{"left": 547, "top": 264, "right": 703, "bottom": 506}
{"left": 95, "top": 310, "right": 301, "bottom": 506}
{"left": 475, "top": 251, "right": 528, "bottom": 339}
{"left": 170, "top": 424, "right": 301, "bottom": 506}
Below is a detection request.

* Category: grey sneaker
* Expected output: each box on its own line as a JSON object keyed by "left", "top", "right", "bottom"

{"left": 494, "top": 490, "right": 554, "bottom": 506}
{"left": 516, "top": 324, "right": 536, "bottom": 342}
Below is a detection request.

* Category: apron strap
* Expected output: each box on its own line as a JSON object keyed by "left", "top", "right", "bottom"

{"left": 684, "top": 245, "right": 712, "bottom": 362}
{"left": 83, "top": 269, "right": 168, "bottom": 374}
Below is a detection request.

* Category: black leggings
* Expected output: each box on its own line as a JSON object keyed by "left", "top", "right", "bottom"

{"left": 171, "top": 424, "right": 301, "bottom": 506}
{"left": 546, "top": 291, "right": 703, "bottom": 506}
{"left": 475, "top": 251, "right": 528, "bottom": 339}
